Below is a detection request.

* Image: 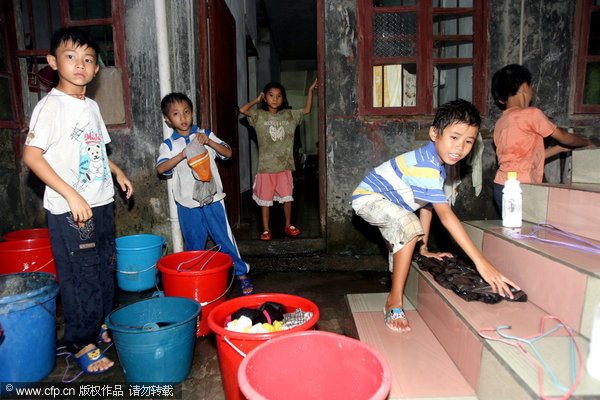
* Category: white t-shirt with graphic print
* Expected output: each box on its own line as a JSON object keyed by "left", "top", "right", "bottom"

{"left": 26, "top": 88, "right": 115, "bottom": 215}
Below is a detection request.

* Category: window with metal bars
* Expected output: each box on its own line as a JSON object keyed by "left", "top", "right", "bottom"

{"left": 357, "top": 0, "right": 487, "bottom": 116}
{"left": 0, "top": 0, "right": 130, "bottom": 128}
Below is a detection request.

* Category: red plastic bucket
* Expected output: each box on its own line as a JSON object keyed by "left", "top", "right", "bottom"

{"left": 238, "top": 331, "right": 391, "bottom": 400}
{"left": 208, "top": 293, "right": 320, "bottom": 400}
{"left": 157, "top": 250, "right": 232, "bottom": 336}
{"left": 0, "top": 238, "right": 56, "bottom": 277}
{"left": 2, "top": 228, "right": 50, "bottom": 241}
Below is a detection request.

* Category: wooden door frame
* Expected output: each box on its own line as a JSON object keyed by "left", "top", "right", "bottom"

{"left": 317, "top": 1, "right": 326, "bottom": 237}
{"left": 199, "top": 0, "right": 327, "bottom": 237}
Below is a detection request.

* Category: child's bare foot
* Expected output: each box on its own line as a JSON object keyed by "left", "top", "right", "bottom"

{"left": 384, "top": 305, "right": 411, "bottom": 332}
{"left": 73, "top": 344, "right": 114, "bottom": 373}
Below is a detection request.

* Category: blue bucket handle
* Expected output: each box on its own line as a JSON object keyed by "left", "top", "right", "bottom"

{"left": 176, "top": 244, "right": 222, "bottom": 272}
{"left": 106, "top": 293, "right": 192, "bottom": 331}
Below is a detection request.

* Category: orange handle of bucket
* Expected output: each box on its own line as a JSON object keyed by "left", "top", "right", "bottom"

{"left": 176, "top": 244, "right": 222, "bottom": 271}
{"left": 24, "top": 258, "right": 54, "bottom": 273}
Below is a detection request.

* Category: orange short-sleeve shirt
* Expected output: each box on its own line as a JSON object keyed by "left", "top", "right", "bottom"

{"left": 493, "top": 106, "right": 556, "bottom": 185}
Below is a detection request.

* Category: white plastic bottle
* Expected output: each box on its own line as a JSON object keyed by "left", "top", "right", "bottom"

{"left": 588, "top": 302, "right": 600, "bottom": 380}
{"left": 502, "top": 172, "right": 522, "bottom": 228}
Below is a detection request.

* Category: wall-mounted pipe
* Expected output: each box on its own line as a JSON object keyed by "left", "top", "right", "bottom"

{"left": 519, "top": 0, "right": 525, "bottom": 64}
{"left": 154, "top": 0, "right": 184, "bottom": 253}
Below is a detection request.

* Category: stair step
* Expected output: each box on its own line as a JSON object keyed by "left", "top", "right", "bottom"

{"left": 464, "top": 220, "right": 600, "bottom": 340}
{"left": 346, "top": 293, "right": 477, "bottom": 400}
{"left": 411, "top": 265, "right": 599, "bottom": 399}
{"left": 572, "top": 148, "right": 600, "bottom": 184}
{"left": 521, "top": 182, "right": 600, "bottom": 242}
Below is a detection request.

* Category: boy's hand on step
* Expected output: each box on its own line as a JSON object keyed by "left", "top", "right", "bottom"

{"left": 475, "top": 260, "right": 520, "bottom": 299}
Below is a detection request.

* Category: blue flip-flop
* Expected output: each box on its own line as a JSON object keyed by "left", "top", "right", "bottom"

{"left": 98, "top": 324, "right": 111, "bottom": 344}
{"left": 237, "top": 275, "right": 255, "bottom": 296}
{"left": 72, "top": 347, "right": 113, "bottom": 374}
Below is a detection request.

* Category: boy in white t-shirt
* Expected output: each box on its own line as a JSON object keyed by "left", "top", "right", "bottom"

{"left": 23, "top": 27, "right": 133, "bottom": 374}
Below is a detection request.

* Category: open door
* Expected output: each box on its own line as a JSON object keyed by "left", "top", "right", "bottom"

{"left": 198, "top": 0, "right": 240, "bottom": 225}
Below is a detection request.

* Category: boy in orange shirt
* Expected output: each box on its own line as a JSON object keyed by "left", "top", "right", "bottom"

{"left": 491, "top": 64, "right": 595, "bottom": 210}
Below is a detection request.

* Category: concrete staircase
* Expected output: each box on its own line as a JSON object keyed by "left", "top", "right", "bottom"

{"left": 347, "top": 148, "right": 600, "bottom": 399}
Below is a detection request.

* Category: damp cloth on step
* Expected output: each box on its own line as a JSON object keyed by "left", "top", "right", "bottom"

{"left": 415, "top": 254, "right": 527, "bottom": 304}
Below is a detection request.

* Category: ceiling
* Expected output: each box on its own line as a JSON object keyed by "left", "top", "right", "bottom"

{"left": 258, "top": 0, "right": 317, "bottom": 66}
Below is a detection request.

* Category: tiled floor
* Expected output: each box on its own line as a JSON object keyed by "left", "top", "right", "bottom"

{"left": 347, "top": 293, "right": 476, "bottom": 399}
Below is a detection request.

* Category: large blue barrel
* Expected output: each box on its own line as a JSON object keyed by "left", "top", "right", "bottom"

{"left": 0, "top": 272, "right": 59, "bottom": 384}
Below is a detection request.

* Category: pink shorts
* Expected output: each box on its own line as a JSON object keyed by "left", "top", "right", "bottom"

{"left": 252, "top": 170, "right": 294, "bottom": 206}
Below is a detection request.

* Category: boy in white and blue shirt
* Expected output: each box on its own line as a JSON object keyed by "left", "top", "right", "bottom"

{"left": 353, "top": 99, "right": 520, "bottom": 333}
{"left": 156, "top": 92, "right": 254, "bottom": 295}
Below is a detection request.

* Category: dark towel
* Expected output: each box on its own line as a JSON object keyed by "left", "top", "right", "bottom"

{"left": 415, "top": 254, "right": 527, "bottom": 304}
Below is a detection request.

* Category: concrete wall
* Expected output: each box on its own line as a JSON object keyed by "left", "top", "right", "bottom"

{"left": 323, "top": 0, "right": 600, "bottom": 254}
{"left": 0, "top": 0, "right": 256, "bottom": 244}
{"left": 3, "top": 0, "right": 598, "bottom": 257}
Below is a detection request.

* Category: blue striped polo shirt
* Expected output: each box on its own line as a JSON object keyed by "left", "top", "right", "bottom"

{"left": 352, "top": 141, "right": 447, "bottom": 212}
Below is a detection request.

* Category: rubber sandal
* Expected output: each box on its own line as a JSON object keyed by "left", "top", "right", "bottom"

{"left": 98, "top": 324, "right": 110, "bottom": 344}
{"left": 284, "top": 225, "right": 301, "bottom": 236}
{"left": 72, "top": 346, "right": 113, "bottom": 374}
{"left": 383, "top": 306, "right": 410, "bottom": 332}
{"left": 260, "top": 231, "right": 271, "bottom": 241}
{"left": 237, "top": 275, "right": 255, "bottom": 296}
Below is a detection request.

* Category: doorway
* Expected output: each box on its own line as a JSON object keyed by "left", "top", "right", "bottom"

{"left": 236, "top": 0, "right": 323, "bottom": 241}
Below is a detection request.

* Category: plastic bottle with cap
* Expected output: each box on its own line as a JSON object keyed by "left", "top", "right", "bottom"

{"left": 588, "top": 302, "right": 600, "bottom": 380}
{"left": 502, "top": 172, "right": 522, "bottom": 228}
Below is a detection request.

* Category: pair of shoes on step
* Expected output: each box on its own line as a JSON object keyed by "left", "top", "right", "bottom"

{"left": 260, "top": 226, "right": 301, "bottom": 241}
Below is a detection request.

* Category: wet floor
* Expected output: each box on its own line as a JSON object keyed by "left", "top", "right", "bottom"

{"left": 39, "top": 171, "right": 392, "bottom": 399}
{"left": 43, "top": 263, "right": 390, "bottom": 400}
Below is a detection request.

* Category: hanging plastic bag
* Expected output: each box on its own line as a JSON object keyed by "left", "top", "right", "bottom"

{"left": 186, "top": 139, "right": 211, "bottom": 182}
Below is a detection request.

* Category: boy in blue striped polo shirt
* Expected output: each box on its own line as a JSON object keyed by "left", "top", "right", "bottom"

{"left": 352, "top": 99, "right": 520, "bottom": 333}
